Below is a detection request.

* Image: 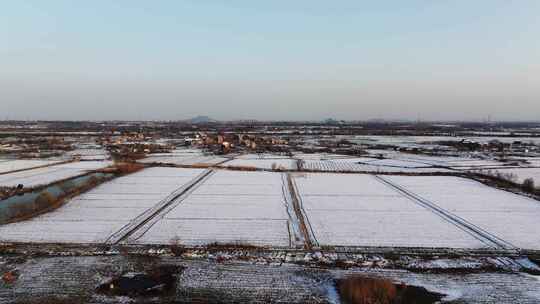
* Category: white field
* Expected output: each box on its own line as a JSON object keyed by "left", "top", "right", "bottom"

{"left": 139, "top": 149, "right": 229, "bottom": 166}
{"left": 0, "top": 167, "right": 205, "bottom": 243}
{"left": 525, "top": 158, "right": 540, "bottom": 167}
{"left": 354, "top": 135, "right": 540, "bottom": 146}
{"left": 0, "top": 159, "right": 66, "bottom": 174}
{"left": 293, "top": 153, "right": 357, "bottom": 161}
{"left": 235, "top": 153, "right": 291, "bottom": 160}
{"left": 358, "top": 158, "right": 433, "bottom": 168}
{"left": 0, "top": 161, "right": 113, "bottom": 188}
{"left": 301, "top": 159, "right": 451, "bottom": 173}
{"left": 221, "top": 158, "right": 297, "bottom": 170}
{"left": 67, "top": 148, "right": 110, "bottom": 160}
{"left": 385, "top": 176, "right": 540, "bottom": 250}
{"left": 473, "top": 167, "right": 540, "bottom": 184}
{"left": 135, "top": 170, "right": 291, "bottom": 247}
{"left": 366, "top": 150, "right": 505, "bottom": 169}
{"left": 296, "top": 152, "right": 502, "bottom": 171}
{"left": 293, "top": 173, "right": 485, "bottom": 248}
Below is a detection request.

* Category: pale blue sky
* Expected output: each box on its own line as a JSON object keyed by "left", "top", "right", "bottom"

{"left": 1, "top": 1, "right": 539, "bottom": 121}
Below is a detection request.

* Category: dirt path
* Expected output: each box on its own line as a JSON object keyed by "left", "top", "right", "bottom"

{"left": 286, "top": 173, "right": 318, "bottom": 250}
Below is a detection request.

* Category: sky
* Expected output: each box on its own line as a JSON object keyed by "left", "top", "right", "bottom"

{"left": 1, "top": 1, "right": 539, "bottom": 121}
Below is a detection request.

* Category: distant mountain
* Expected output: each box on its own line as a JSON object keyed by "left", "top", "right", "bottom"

{"left": 187, "top": 116, "right": 218, "bottom": 124}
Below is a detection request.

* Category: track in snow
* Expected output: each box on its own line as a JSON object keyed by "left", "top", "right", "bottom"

{"left": 373, "top": 175, "right": 517, "bottom": 251}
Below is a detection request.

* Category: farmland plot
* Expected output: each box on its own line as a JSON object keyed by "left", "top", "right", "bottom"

{"left": 134, "top": 170, "right": 292, "bottom": 247}
{"left": 471, "top": 167, "right": 540, "bottom": 184}
{"left": 0, "top": 167, "right": 205, "bottom": 243}
{"left": 385, "top": 176, "right": 540, "bottom": 250}
{"left": 0, "top": 159, "right": 66, "bottom": 174}
{"left": 292, "top": 173, "right": 485, "bottom": 248}
{"left": 293, "top": 153, "right": 358, "bottom": 161}
{"left": 139, "top": 149, "right": 229, "bottom": 166}
{"left": 67, "top": 148, "right": 110, "bottom": 160}
{"left": 366, "top": 150, "right": 506, "bottom": 169}
{"left": 300, "top": 159, "right": 451, "bottom": 173}
{"left": 221, "top": 158, "right": 297, "bottom": 170}
{"left": 235, "top": 153, "right": 291, "bottom": 160}
{"left": 0, "top": 161, "right": 112, "bottom": 188}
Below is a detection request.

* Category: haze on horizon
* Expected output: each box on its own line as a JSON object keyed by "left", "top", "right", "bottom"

{"left": 1, "top": 1, "right": 539, "bottom": 122}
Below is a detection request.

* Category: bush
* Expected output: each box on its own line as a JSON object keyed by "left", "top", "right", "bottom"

{"left": 522, "top": 178, "right": 535, "bottom": 193}
{"left": 34, "top": 191, "right": 56, "bottom": 209}
{"left": 115, "top": 162, "right": 144, "bottom": 174}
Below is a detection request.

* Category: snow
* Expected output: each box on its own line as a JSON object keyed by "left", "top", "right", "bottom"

{"left": 0, "top": 161, "right": 113, "bottom": 188}
{"left": 66, "top": 148, "right": 110, "bottom": 160}
{"left": 236, "top": 153, "right": 291, "bottom": 160}
{"left": 293, "top": 153, "right": 355, "bottom": 161}
{"left": 139, "top": 149, "right": 229, "bottom": 166}
{"left": 221, "top": 158, "right": 297, "bottom": 170}
{"left": 473, "top": 167, "right": 540, "bottom": 184}
{"left": 293, "top": 173, "right": 486, "bottom": 248}
{"left": 135, "top": 219, "right": 289, "bottom": 246}
{"left": 0, "top": 167, "right": 205, "bottom": 243}
{"left": 365, "top": 150, "right": 506, "bottom": 169}
{"left": 135, "top": 170, "right": 291, "bottom": 247}
{"left": 385, "top": 175, "right": 540, "bottom": 250}
{"left": 0, "top": 159, "right": 66, "bottom": 174}
{"left": 357, "top": 159, "right": 433, "bottom": 168}
{"left": 300, "top": 159, "right": 451, "bottom": 173}
{"left": 2, "top": 164, "right": 538, "bottom": 249}
{"left": 353, "top": 135, "right": 540, "bottom": 146}
{"left": 295, "top": 151, "right": 504, "bottom": 172}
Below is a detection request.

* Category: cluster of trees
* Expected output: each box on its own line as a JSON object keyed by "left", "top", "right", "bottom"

{"left": 476, "top": 169, "right": 537, "bottom": 194}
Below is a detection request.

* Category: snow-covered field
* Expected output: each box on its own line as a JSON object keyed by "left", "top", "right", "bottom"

{"left": 471, "top": 167, "right": 540, "bottom": 184}
{"left": 293, "top": 153, "right": 356, "bottom": 161}
{"left": 366, "top": 150, "right": 506, "bottom": 169}
{"left": 294, "top": 152, "right": 458, "bottom": 172}
{"left": 385, "top": 176, "right": 540, "bottom": 250}
{"left": 293, "top": 173, "right": 485, "bottom": 248}
{"left": 139, "top": 149, "right": 229, "bottom": 166}
{"left": 0, "top": 161, "right": 113, "bottom": 188}
{"left": 300, "top": 159, "right": 451, "bottom": 173}
{"left": 2, "top": 165, "right": 539, "bottom": 250}
{"left": 235, "top": 153, "right": 291, "bottom": 160}
{"left": 135, "top": 170, "right": 291, "bottom": 247}
{"left": 0, "top": 167, "right": 205, "bottom": 243}
{"left": 66, "top": 148, "right": 110, "bottom": 160}
{"left": 221, "top": 158, "right": 297, "bottom": 170}
{"left": 0, "top": 159, "right": 66, "bottom": 174}
{"left": 352, "top": 135, "right": 540, "bottom": 146}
